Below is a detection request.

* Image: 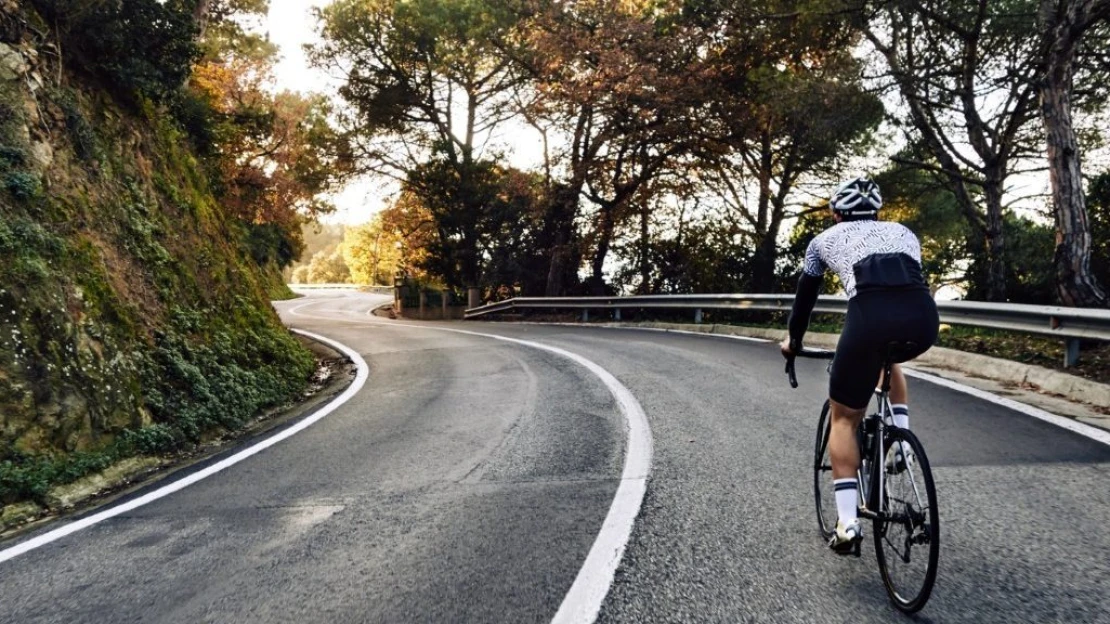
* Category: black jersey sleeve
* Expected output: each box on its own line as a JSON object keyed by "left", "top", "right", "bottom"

{"left": 787, "top": 272, "right": 823, "bottom": 349}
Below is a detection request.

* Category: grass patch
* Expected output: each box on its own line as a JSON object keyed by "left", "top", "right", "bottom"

{"left": 0, "top": 425, "right": 179, "bottom": 505}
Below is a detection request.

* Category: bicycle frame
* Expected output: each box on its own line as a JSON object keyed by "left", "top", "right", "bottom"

{"left": 858, "top": 362, "right": 928, "bottom": 528}
{"left": 793, "top": 345, "right": 940, "bottom": 611}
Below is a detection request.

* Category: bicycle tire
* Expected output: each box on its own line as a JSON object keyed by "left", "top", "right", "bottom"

{"left": 812, "top": 399, "right": 837, "bottom": 540}
{"left": 873, "top": 427, "right": 939, "bottom": 613}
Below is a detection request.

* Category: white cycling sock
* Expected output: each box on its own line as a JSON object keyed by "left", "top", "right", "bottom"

{"left": 891, "top": 404, "right": 909, "bottom": 430}
{"left": 834, "top": 478, "right": 858, "bottom": 525}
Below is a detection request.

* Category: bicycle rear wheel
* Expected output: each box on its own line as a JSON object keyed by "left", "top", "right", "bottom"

{"left": 873, "top": 428, "right": 939, "bottom": 613}
{"left": 812, "top": 400, "right": 836, "bottom": 540}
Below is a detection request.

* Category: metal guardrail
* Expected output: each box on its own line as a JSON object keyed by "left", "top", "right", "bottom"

{"left": 464, "top": 294, "right": 1110, "bottom": 366}
{"left": 289, "top": 284, "right": 394, "bottom": 295}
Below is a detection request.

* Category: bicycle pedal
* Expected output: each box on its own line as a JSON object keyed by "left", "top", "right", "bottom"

{"left": 829, "top": 534, "right": 863, "bottom": 556}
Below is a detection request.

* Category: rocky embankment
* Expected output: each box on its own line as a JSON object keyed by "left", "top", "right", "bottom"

{"left": 0, "top": 2, "right": 313, "bottom": 525}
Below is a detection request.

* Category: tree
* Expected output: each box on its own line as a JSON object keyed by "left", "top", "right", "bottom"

{"left": 298, "top": 248, "right": 351, "bottom": 284}
{"left": 285, "top": 223, "right": 345, "bottom": 282}
{"left": 611, "top": 192, "right": 756, "bottom": 294}
{"left": 1086, "top": 171, "right": 1110, "bottom": 289}
{"left": 343, "top": 220, "right": 403, "bottom": 285}
{"left": 374, "top": 190, "right": 438, "bottom": 284}
{"left": 855, "top": 0, "right": 1048, "bottom": 301}
{"left": 1035, "top": 0, "right": 1110, "bottom": 306}
{"left": 31, "top": 0, "right": 201, "bottom": 104}
{"left": 312, "top": 0, "right": 526, "bottom": 289}
{"left": 876, "top": 163, "right": 973, "bottom": 293}
{"left": 514, "top": 0, "right": 706, "bottom": 295}
{"left": 692, "top": 1, "right": 884, "bottom": 292}
{"left": 194, "top": 0, "right": 270, "bottom": 47}
{"left": 190, "top": 36, "right": 352, "bottom": 269}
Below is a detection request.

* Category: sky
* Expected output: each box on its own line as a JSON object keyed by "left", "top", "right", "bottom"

{"left": 262, "top": 0, "right": 396, "bottom": 225}
{"left": 259, "top": 1, "right": 1098, "bottom": 237}
{"left": 261, "top": 0, "right": 549, "bottom": 226}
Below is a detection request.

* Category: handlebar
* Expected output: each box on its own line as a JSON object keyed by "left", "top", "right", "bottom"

{"left": 784, "top": 348, "right": 836, "bottom": 388}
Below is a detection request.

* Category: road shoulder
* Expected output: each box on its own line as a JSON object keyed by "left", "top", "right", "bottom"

{"left": 493, "top": 320, "right": 1110, "bottom": 434}
{"left": 0, "top": 333, "right": 357, "bottom": 539}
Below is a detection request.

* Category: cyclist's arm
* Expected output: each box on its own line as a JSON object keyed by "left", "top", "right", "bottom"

{"left": 787, "top": 272, "right": 822, "bottom": 350}
{"left": 787, "top": 238, "right": 826, "bottom": 350}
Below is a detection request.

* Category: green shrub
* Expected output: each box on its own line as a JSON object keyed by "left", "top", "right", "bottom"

{"left": 4, "top": 171, "right": 40, "bottom": 201}
{"left": 29, "top": 0, "right": 201, "bottom": 106}
{"left": 120, "top": 424, "right": 184, "bottom": 456}
{"left": 0, "top": 145, "right": 25, "bottom": 168}
{"left": 55, "top": 90, "right": 99, "bottom": 163}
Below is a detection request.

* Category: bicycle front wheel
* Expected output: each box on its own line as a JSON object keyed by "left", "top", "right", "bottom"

{"left": 874, "top": 427, "right": 939, "bottom": 613}
{"left": 812, "top": 400, "right": 836, "bottom": 540}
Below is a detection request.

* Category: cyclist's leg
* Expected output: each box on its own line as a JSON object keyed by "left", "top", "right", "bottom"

{"left": 828, "top": 398, "right": 866, "bottom": 552}
{"left": 827, "top": 299, "right": 884, "bottom": 548}
{"left": 881, "top": 363, "right": 910, "bottom": 430}
{"left": 884, "top": 364, "right": 915, "bottom": 470}
{"left": 828, "top": 401, "right": 865, "bottom": 480}
{"left": 828, "top": 398, "right": 865, "bottom": 523}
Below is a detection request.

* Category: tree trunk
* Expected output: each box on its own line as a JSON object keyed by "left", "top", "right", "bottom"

{"left": 193, "top": 0, "right": 212, "bottom": 39}
{"left": 544, "top": 182, "right": 582, "bottom": 296}
{"left": 983, "top": 182, "right": 1008, "bottom": 302}
{"left": 589, "top": 202, "right": 616, "bottom": 295}
{"left": 1039, "top": 0, "right": 1109, "bottom": 306}
{"left": 750, "top": 232, "right": 778, "bottom": 294}
{"left": 637, "top": 201, "right": 651, "bottom": 294}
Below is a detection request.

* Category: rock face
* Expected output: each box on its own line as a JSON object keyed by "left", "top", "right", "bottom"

{"left": 0, "top": 3, "right": 313, "bottom": 503}
{"left": 0, "top": 42, "right": 26, "bottom": 80}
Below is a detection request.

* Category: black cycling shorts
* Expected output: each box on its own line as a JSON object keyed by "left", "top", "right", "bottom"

{"left": 829, "top": 289, "right": 939, "bottom": 409}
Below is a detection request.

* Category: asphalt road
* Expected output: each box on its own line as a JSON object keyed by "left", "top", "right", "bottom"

{"left": 1, "top": 289, "right": 1108, "bottom": 623}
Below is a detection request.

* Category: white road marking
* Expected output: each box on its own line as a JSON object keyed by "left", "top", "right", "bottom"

{"left": 606, "top": 325, "right": 770, "bottom": 343}
{"left": 465, "top": 317, "right": 1110, "bottom": 448}
{"left": 0, "top": 329, "right": 369, "bottom": 565}
{"left": 904, "top": 368, "right": 1110, "bottom": 447}
{"left": 475, "top": 321, "right": 771, "bottom": 343}
{"left": 295, "top": 298, "right": 654, "bottom": 624}
{"left": 398, "top": 324, "right": 652, "bottom": 624}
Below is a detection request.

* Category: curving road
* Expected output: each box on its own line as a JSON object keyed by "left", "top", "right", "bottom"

{"left": 1, "top": 289, "right": 1108, "bottom": 623}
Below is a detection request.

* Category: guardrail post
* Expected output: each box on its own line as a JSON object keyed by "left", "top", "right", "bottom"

{"left": 694, "top": 308, "right": 703, "bottom": 324}
{"left": 467, "top": 288, "right": 480, "bottom": 309}
{"left": 582, "top": 309, "right": 589, "bottom": 322}
{"left": 1065, "top": 338, "right": 1080, "bottom": 367}
{"left": 614, "top": 308, "right": 621, "bottom": 321}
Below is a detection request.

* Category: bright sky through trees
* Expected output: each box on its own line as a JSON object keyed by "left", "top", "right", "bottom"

{"left": 264, "top": 0, "right": 390, "bottom": 224}
{"left": 262, "top": 0, "right": 545, "bottom": 225}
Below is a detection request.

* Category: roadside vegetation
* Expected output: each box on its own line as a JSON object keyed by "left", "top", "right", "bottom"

{"left": 0, "top": 0, "right": 345, "bottom": 512}
{"left": 4, "top": 0, "right": 1110, "bottom": 519}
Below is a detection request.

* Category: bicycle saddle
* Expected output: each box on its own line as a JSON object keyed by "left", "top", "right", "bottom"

{"left": 884, "top": 341, "right": 920, "bottom": 363}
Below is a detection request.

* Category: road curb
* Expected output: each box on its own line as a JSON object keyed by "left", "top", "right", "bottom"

{"left": 575, "top": 321, "right": 1110, "bottom": 412}
{"left": 0, "top": 332, "right": 358, "bottom": 538}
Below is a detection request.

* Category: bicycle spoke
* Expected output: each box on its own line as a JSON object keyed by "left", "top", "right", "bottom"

{"left": 874, "top": 429, "right": 939, "bottom": 613}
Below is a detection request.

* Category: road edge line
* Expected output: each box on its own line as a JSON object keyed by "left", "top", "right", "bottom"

{"left": 470, "top": 320, "right": 1110, "bottom": 446}
{"left": 0, "top": 329, "right": 369, "bottom": 565}
{"left": 346, "top": 316, "right": 652, "bottom": 624}
{"left": 903, "top": 368, "right": 1110, "bottom": 446}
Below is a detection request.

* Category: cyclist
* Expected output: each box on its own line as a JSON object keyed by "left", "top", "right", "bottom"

{"left": 780, "top": 177, "right": 939, "bottom": 554}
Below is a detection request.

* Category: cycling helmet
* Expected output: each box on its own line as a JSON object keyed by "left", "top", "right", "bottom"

{"left": 829, "top": 177, "right": 882, "bottom": 218}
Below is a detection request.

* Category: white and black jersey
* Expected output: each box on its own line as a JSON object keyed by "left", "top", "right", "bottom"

{"left": 803, "top": 221, "right": 923, "bottom": 299}
{"left": 788, "top": 218, "right": 938, "bottom": 409}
